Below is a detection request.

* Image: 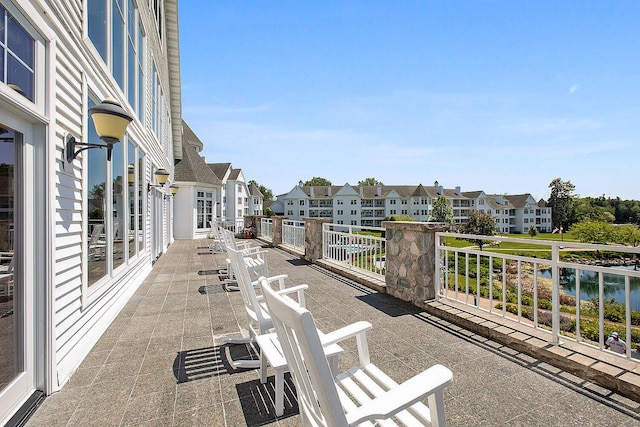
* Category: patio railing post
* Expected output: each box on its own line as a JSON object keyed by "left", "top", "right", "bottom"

{"left": 304, "top": 218, "right": 332, "bottom": 263}
{"left": 271, "top": 216, "right": 286, "bottom": 246}
{"left": 382, "top": 221, "right": 450, "bottom": 307}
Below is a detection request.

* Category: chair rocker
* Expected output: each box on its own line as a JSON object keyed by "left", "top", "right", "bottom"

{"left": 261, "top": 276, "right": 453, "bottom": 427}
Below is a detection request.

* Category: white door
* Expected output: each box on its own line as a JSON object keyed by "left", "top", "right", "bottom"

{"left": 0, "top": 116, "right": 39, "bottom": 424}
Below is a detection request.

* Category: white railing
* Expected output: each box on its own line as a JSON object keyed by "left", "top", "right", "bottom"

{"left": 260, "top": 218, "right": 273, "bottom": 242}
{"left": 219, "top": 218, "right": 244, "bottom": 233}
{"left": 282, "top": 220, "right": 305, "bottom": 253}
{"left": 322, "top": 223, "right": 386, "bottom": 279}
{"left": 435, "top": 232, "right": 640, "bottom": 360}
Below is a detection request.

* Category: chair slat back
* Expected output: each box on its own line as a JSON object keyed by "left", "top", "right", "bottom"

{"left": 227, "top": 247, "right": 271, "bottom": 334}
{"left": 260, "top": 277, "right": 348, "bottom": 427}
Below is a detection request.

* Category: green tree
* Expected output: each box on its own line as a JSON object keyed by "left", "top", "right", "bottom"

{"left": 248, "top": 180, "right": 273, "bottom": 201}
{"left": 614, "top": 224, "right": 640, "bottom": 247}
{"left": 528, "top": 225, "right": 538, "bottom": 237}
{"left": 430, "top": 197, "right": 454, "bottom": 225}
{"left": 303, "top": 177, "right": 332, "bottom": 186}
{"left": 459, "top": 211, "right": 495, "bottom": 250}
{"left": 357, "top": 178, "right": 384, "bottom": 186}
{"left": 570, "top": 220, "right": 615, "bottom": 244}
{"left": 264, "top": 207, "right": 275, "bottom": 218}
{"left": 547, "top": 178, "right": 577, "bottom": 230}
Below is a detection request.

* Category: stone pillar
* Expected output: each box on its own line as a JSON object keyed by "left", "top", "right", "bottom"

{"left": 304, "top": 218, "right": 332, "bottom": 263}
{"left": 271, "top": 216, "right": 286, "bottom": 246}
{"left": 382, "top": 221, "right": 450, "bottom": 305}
{"left": 244, "top": 215, "right": 263, "bottom": 229}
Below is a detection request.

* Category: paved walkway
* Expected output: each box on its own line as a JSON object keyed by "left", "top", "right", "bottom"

{"left": 26, "top": 240, "right": 640, "bottom": 426}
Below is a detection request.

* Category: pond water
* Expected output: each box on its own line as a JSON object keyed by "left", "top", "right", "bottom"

{"left": 539, "top": 266, "right": 640, "bottom": 311}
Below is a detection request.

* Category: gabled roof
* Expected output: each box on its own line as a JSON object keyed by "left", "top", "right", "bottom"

{"left": 174, "top": 138, "right": 222, "bottom": 186}
{"left": 248, "top": 182, "right": 263, "bottom": 197}
{"left": 411, "top": 184, "right": 430, "bottom": 197}
{"left": 538, "top": 199, "right": 549, "bottom": 207}
{"left": 228, "top": 169, "right": 242, "bottom": 180}
{"left": 182, "top": 121, "right": 203, "bottom": 152}
{"left": 208, "top": 163, "right": 232, "bottom": 180}
{"left": 504, "top": 194, "right": 534, "bottom": 208}
{"left": 462, "top": 191, "right": 484, "bottom": 199}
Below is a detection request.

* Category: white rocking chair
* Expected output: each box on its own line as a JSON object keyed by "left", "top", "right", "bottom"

{"left": 260, "top": 276, "right": 454, "bottom": 426}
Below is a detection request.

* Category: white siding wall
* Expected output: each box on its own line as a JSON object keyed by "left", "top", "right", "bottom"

{"left": 47, "top": 0, "right": 176, "bottom": 390}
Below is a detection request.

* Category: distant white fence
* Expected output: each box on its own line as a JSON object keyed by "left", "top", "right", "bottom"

{"left": 282, "top": 220, "right": 305, "bottom": 253}
{"left": 322, "top": 223, "right": 386, "bottom": 280}
{"left": 260, "top": 218, "right": 273, "bottom": 242}
{"left": 436, "top": 232, "right": 640, "bottom": 360}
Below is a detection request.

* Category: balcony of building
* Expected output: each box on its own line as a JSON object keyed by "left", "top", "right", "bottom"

{"left": 24, "top": 232, "right": 640, "bottom": 426}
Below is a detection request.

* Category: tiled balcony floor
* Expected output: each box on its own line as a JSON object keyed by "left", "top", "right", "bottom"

{"left": 26, "top": 240, "right": 640, "bottom": 426}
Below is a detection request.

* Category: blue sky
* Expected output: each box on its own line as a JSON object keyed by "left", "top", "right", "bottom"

{"left": 179, "top": 1, "right": 639, "bottom": 200}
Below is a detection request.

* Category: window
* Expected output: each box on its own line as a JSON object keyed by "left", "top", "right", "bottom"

{"left": 237, "top": 184, "right": 243, "bottom": 193}
{"left": 350, "top": 199, "right": 357, "bottom": 205}
{"left": 88, "top": 0, "right": 144, "bottom": 116}
{"left": 196, "top": 191, "right": 214, "bottom": 229}
{"left": 86, "top": 96, "right": 139, "bottom": 286}
{"left": 350, "top": 220, "right": 357, "bottom": 225}
{"left": 390, "top": 209, "right": 396, "bottom": 215}
{"left": 244, "top": 197, "right": 248, "bottom": 204}
{"left": 237, "top": 197, "right": 242, "bottom": 205}
{"left": 299, "top": 210, "right": 304, "bottom": 216}
{"left": 389, "top": 199, "right": 396, "bottom": 205}
{"left": 351, "top": 210, "right": 357, "bottom": 215}
{"left": 254, "top": 197, "right": 259, "bottom": 204}
{"left": 237, "top": 209, "right": 242, "bottom": 217}
{"left": 287, "top": 200, "right": 293, "bottom": 205}
{"left": 149, "top": 0, "right": 163, "bottom": 41}
{"left": 337, "top": 220, "right": 344, "bottom": 225}
{"left": 299, "top": 200, "right": 305, "bottom": 206}
{"left": 287, "top": 210, "right": 293, "bottom": 216}
{"left": 402, "top": 199, "right": 407, "bottom": 205}
{"left": 0, "top": 5, "right": 35, "bottom": 102}
{"left": 150, "top": 64, "right": 164, "bottom": 141}
{"left": 402, "top": 209, "right": 407, "bottom": 215}
{"left": 337, "top": 200, "right": 343, "bottom": 205}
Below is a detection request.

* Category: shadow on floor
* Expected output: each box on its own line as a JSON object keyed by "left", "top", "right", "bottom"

{"left": 236, "top": 374, "right": 299, "bottom": 426}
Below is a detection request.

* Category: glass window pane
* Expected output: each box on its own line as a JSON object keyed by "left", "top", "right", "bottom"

{"left": 112, "top": 142, "right": 124, "bottom": 270}
{"left": 88, "top": 0, "right": 107, "bottom": 61}
{"left": 7, "top": 16, "right": 33, "bottom": 67}
{"left": 127, "top": 41, "right": 135, "bottom": 107}
{"left": 87, "top": 148, "right": 107, "bottom": 285}
{"left": 112, "top": 0, "right": 125, "bottom": 89}
{"left": 7, "top": 55, "right": 34, "bottom": 101}
{"left": 137, "top": 151, "right": 144, "bottom": 252}
{"left": 0, "top": 47, "right": 5, "bottom": 84}
{"left": 128, "top": 142, "right": 135, "bottom": 259}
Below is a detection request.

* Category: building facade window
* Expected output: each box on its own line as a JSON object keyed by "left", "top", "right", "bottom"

{"left": 350, "top": 199, "right": 357, "bottom": 205}
{"left": 87, "top": 0, "right": 144, "bottom": 116}
{"left": 237, "top": 183, "right": 242, "bottom": 193}
{"left": 237, "top": 197, "right": 241, "bottom": 205}
{"left": 85, "top": 96, "right": 140, "bottom": 287}
{"left": 337, "top": 200, "right": 343, "bottom": 205}
{"left": 299, "top": 200, "right": 305, "bottom": 206}
{"left": 196, "top": 191, "right": 214, "bottom": 229}
{"left": 150, "top": 64, "right": 164, "bottom": 142}
{"left": 1, "top": 5, "right": 36, "bottom": 102}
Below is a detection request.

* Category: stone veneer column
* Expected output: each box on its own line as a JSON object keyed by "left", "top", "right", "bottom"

{"left": 303, "top": 218, "right": 332, "bottom": 263}
{"left": 271, "top": 216, "right": 286, "bottom": 246}
{"left": 382, "top": 221, "right": 450, "bottom": 306}
{"left": 244, "top": 215, "right": 263, "bottom": 229}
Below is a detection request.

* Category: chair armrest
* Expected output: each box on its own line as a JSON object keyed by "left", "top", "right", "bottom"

{"left": 320, "top": 321, "right": 372, "bottom": 347}
{"left": 345, "top": 364, "right": 453, "bottom": 426}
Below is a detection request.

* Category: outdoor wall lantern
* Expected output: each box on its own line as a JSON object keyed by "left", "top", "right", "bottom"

{"left": 127, "top": 164, "right": 135, "bottom": 184}
{"left": 65, "top": 98, "right": 133, "bottom": 163}
{"left": 148, "top": 168, "right": 170, "bottom": 192}
{"left": 164, "top": 185, "right": 179, "bottom": 200}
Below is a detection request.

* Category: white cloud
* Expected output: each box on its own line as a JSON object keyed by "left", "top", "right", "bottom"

{"left": 568, "top": 84, "right": 579, "bottom": 94}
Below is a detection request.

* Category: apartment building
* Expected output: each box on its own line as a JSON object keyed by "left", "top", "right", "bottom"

{"left": 0, "top": 1, "right": 181, "bottom": 423}
{"left": 274, "top": 181, "right": 552, "bottom": 233}
{"left": 208, "top": 163, "right": 263, "bottom": 228}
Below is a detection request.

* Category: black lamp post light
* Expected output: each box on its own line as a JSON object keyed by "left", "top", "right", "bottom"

{"left": 65, "top": 98, "right": 133, "bottom": 163}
